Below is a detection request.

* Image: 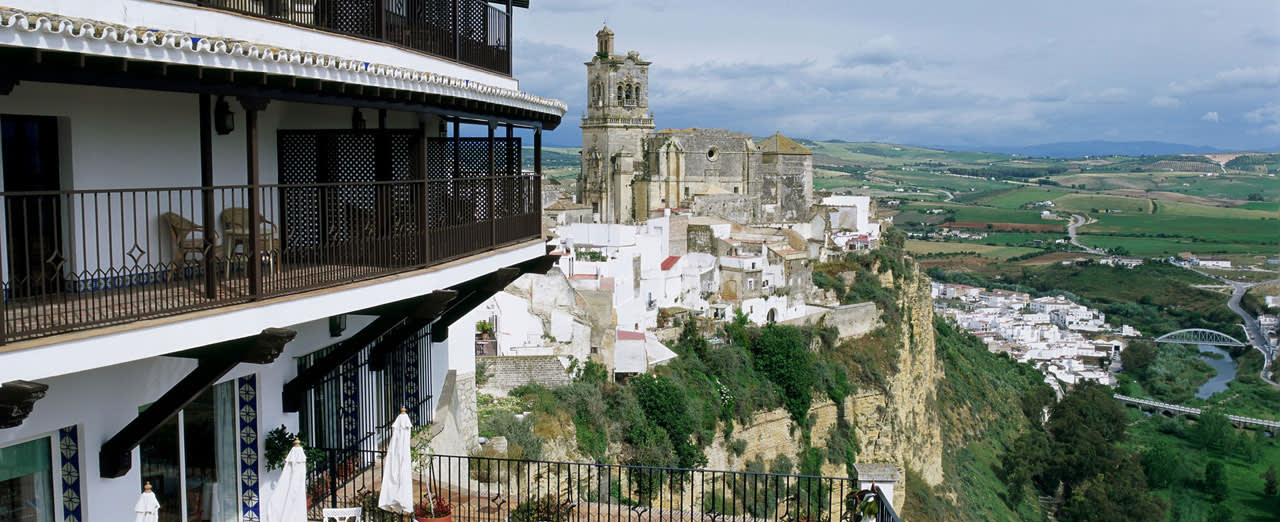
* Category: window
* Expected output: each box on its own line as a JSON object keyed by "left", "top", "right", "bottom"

{"left": 733, "top": 186, "right": 739, "bottom": 194}
{"left": 707, "top": 147, "right": 719, "bottom": 161}
{"left": 684, "top": 187, "right": 690, "bottom": 197}
{"left": 748, "top": 279, "right": 755, "bottom": 290}
{"left": 617, "top": 85, "right": 623, "bottom": 102}
{"left": 0, "top": 437, "right": 54, "bottom": 522}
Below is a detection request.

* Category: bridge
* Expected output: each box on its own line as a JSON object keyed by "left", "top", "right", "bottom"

{"left": 1153, "top": 328, "right": 1246, "bottom": 347}
{"left": 1113, "top": 394, "right": 1280, "bottom": 431}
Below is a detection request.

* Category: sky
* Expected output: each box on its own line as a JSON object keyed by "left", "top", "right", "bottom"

{"left": 511, "top": 0, "right": 1280, "bottom": 151}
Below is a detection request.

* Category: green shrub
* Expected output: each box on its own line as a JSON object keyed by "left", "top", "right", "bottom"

{"left": 509, "top": 495, "right": 572, "bottom": 522}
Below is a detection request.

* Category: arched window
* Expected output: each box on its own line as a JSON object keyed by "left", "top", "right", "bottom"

{"left": 625, "top": 84, "right": 633, "bottom": 104}
{"left": 617, "top": 85, "right": 623, "bottom": 102}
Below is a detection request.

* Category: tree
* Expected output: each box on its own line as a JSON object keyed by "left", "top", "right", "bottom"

{"left": 1121, "top": 341, "right": 1157, "bottom": 376}
{"left": 1204, "top": 460, "right": 1228, "bottom": 501}
{"left": 1112, "top": 245, "right": 1132, "bottom": 256}
{"left": 1263, "top": 464, "right": 1277, "bottom": 496}
{"left": 1192, "top": 410, "right": 1235, "bottom": 454}
{"left": 1208, "top": 503, "right": 1234, "bottom": 522}
{"left": 1057, "top": 456, "right": 1165, "bottom": 522}
{"left": 1019, "top": 383, "right": 1056, "bottom": 423}
{"left": 1002, "top": 430, "right": 1051, "bottom": 503}
{"left": 1140, "top": 441, "right": 1183, "bottom": 489}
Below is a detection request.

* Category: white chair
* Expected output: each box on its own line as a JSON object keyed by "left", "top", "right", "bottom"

{"left": 322, "top": 507, "right": 362, "bottom": 522}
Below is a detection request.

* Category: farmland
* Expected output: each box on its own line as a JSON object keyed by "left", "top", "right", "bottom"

{"left": 539, "top": 138, "right": 1279, "bottom": 262}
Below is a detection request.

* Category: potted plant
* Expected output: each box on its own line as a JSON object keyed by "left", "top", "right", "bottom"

{"left": 415, "top": 495, "right": 452, "bottom": 522}
{"left": 476, "top": 319, "right": 494, "bottom": 340}
{"left": 508, "top": 495, "right": 571, "bottom": 522}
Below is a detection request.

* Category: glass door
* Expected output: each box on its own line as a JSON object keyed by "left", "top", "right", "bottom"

{"left": 138, "top": 381, "right": 239, "bottom": 522}
{"left": 0, "top": 437, "right": 55, "bottom": 522}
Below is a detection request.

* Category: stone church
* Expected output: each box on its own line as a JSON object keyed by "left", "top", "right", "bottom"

{"left": 579, "top": 27, "right": 814, "bottom": 224}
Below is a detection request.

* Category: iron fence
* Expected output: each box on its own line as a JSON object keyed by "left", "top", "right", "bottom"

{"left": 305, "top": 452, "right": 902, "bottom": 522}
{"left": 191, "top": 0, "right": 513, "bottom": 75}
{"left": 297, "top": 324, "right": 433, "bottom": 451}
{"left": 0, "top": 174, "right": 540, "bottom": 343}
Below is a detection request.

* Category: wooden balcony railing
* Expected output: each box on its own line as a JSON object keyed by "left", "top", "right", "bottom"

{"left": 0, "top": 174, "right": 539, "bottom": 343}
{"left": 191, "top": 0, "right": 513, "bottom": 75}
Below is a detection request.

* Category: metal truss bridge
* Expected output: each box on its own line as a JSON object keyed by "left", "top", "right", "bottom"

{"left": 1153, "top": 328, "right": 1246, "bottom": 347}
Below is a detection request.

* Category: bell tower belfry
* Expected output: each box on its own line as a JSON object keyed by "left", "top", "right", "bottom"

{"left": 579, "top": 26, "right": 654, "bottom": 223}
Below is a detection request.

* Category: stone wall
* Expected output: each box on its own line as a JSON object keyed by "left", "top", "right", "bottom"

{"left": 781, "top": 301, "right": 880, "bottom": 339}
{"left": 477, "top": 355, "right": 572, "bottom": 397}
{"left": 689, "top": 193, "right": 759, "bottom": 224}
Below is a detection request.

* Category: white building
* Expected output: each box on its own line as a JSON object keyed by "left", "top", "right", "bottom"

{"left": 0, "top": 2, "right": 565, "bottom": 521}
{"left": 1198, "top": 258, "right": 1232, "bottom": 269}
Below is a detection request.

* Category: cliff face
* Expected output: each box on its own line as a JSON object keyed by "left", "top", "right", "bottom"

{"left": 706, "top": 264, "right": 944, "bottom": 507}
{"left": 853, "top": 267, "right": 944, "bottom": 491}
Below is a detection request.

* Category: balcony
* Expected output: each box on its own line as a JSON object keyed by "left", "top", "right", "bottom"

{"left": 190, "top": 0, "right": 514, "bottom": 75}
{"left": 0, "top": 172, "right": 540, "bottom": 344}
{"left": 307, "top": 451, "right": 902, "bottom": 522}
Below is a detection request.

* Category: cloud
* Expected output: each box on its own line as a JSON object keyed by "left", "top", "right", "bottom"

{"left": 1169, "top": 65, "right": 1280, "bottom": 95}
{"left": 1201, "top": 112, "right": 1220, "bottom": 122}
{"left": 1244, "top": 103, "right": 1280, "bottom": 133}
{"left": 517, "top": 1, "right": 1280, "bottom": 149}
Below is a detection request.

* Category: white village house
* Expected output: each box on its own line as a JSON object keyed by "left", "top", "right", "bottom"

{"left": 0, "top": 1, "right": 566, "bottom": 520}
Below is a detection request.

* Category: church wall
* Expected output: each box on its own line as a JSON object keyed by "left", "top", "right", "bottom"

{"left": 646, "top": 130, "right": 761, "bottom": 211}
{"left": 690, "top": 194, "right": 759, "bottom": 224}
{"left": 761, "top": 153, "right": 813, "bottom": 222}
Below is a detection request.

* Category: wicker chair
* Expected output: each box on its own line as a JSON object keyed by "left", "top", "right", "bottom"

{"left": 220, "top": 208, "right": 280, "bottom": 278}
{"left": 160, "top": 212, "right": 216, "bottom": 282}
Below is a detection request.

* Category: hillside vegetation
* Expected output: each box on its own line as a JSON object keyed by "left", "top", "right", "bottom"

{"left": 904, "top": 319, "right": 1050, "bottom": 521}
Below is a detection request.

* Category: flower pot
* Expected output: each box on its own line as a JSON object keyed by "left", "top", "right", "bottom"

{"left": 417, "top": 515, "right": 451, "bottom": 522}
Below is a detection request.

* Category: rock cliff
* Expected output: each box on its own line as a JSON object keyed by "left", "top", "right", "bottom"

{"left": 704, "top": 264, "right": 944, "bottom": 507}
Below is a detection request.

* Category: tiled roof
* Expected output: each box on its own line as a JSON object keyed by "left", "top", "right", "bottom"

{"left": 617, "top": 330, "right": 645, "bottom": 341}
{"left": 757, "top": 133, "right": 812, "bottom": 155}
{"left": 661, "top": 256, "right": 680, "bottom": 271}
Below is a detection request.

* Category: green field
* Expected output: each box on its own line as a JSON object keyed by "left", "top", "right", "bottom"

{"left": 979, "top": 187, "right": 1067, "bottom": 209}
{"left": 906, "top": 240, "right": 1040, "bottom": 259}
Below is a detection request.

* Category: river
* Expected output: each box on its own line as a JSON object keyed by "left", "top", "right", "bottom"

{"left": 1195, "top": 344, "right": 1237, "bottom": 399}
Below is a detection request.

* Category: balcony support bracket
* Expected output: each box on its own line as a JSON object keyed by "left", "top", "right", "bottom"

{"left": 369, "top": 290, "right": 459, "bottom": 371}
{"left": 98, "top": 328, "right": 296, "bottom": 478}
{"left": 0, "top": 380, "right": 49, "bottom": 430}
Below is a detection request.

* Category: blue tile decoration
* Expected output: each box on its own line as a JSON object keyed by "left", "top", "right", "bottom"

{"left": 237, "top": 375, "right": 260, "bottom": 522}
{"left": 405, "top": 341, "right": 420, "bottom": 412}
{"left": 340, "top": 360, "right": 359, "bottom": 447}
{"left": 58, "top": 426, "right": 82, "bottom": 522}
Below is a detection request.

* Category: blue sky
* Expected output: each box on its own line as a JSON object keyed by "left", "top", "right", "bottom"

{"left": 512, "top": 0, "right": 1280, "bottom": 151}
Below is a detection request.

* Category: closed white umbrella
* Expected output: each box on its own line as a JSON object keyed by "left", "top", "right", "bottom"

{"left": 134, "top": 482, "right": 159, "bottom": 522}
{"left": 265, "top": 439, "right": 308, "bottom": 522}
{"left": 377, "top": 408, "right": 415, "bottom": 514}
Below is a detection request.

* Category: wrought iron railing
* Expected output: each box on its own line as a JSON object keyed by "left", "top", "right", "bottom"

{"left": 0, "top": 174, "right": 540, "bottom": 343}
{"left": 191, "top": 0, "right": 512, "bottom": 75}
{"left": 306, "top": 451, "right": 902, "bottom": 522}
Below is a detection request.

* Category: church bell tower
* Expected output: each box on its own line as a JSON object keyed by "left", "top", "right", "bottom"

{"left": 579, "top": 26, "right": 654, "bottom": 223}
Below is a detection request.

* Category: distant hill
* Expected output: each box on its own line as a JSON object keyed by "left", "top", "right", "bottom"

{"left": 939, "top": 140, "right": 1236, "bottom": 158}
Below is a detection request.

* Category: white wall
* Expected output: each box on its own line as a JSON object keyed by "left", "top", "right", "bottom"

{"left": 0, "top": 314, "right": 387, "bottom": 522}
{"left": 0, "top": 240, "right": 545, "bottom": 383}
